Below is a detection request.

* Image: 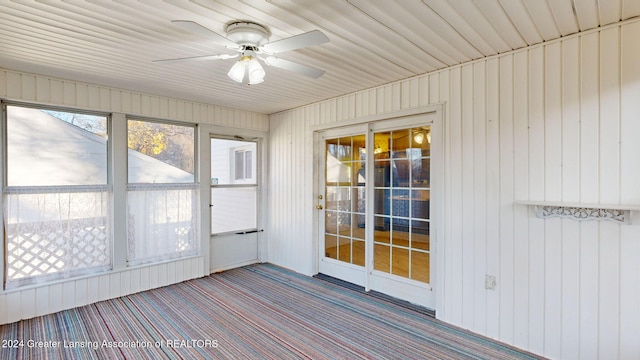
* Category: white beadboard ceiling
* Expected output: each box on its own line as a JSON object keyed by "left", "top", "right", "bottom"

{"left": 1, "top": 0, "right": 638, "bottom": 114}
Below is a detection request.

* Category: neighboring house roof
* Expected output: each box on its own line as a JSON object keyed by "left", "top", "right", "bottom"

{"left": 7, "top": 106, "right": 193, "bottom": 186}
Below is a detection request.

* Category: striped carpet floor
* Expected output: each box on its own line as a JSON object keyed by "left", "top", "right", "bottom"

{"left": 1, "top": 264, "right": 544, "bottom": 359}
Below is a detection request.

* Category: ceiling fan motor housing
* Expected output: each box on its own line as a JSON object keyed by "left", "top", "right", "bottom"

{"left": 225, "top": 22, "right": 270, "bottom": 47}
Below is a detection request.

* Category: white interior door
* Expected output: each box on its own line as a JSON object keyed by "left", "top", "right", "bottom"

{"left": 317, "top": 113, "right": 437, "bottom": 309}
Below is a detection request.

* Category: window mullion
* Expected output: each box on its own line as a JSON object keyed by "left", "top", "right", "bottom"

{"left": 111, "top": 113, "right": 128, "bottom": 271}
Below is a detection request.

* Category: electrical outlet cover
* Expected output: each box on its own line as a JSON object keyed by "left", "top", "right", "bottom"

{"left": 485, "top": 275, "right": 497, "bottom": 290}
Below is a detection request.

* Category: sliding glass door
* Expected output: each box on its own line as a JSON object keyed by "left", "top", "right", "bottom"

{"left": 317, "top": 115, "right": 436, "bottom": 309}
{"left": 371, "top": 125, "right": 431, "bottom": 282}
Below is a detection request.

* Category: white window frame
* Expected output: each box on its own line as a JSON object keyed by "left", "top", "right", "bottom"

{"left": 2, "top": 102, "right": 112, "bottom": 289}
{"left": 231, "top": 145, "right": 255, "bottom": 184}
{"left": 125, "top": 117, "right": 199, "bottom": 266}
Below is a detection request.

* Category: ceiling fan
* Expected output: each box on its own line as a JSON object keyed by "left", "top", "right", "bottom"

{"left": 155, "top": 20, "right": 330, "bottom": 85}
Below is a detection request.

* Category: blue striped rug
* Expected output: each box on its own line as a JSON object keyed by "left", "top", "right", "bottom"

{"left": 1, "top": 264, "right": 544, "bottom": 359}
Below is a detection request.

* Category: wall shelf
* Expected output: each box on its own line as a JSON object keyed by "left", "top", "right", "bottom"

{"left": 514, "top": 201, "right": 640, "bottom": 224}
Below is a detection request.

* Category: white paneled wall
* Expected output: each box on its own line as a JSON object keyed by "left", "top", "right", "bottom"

{"left": 268, "top": 20, "right": 640, "bottom": 359}
{"left": 0, "top": 69, "right": 269, "bottom": 130}
{"left": 0, "top": 69, "right": 268, "bottom": 325}
{"left": 1, "top": 258, "right": 202, "bottom": 324}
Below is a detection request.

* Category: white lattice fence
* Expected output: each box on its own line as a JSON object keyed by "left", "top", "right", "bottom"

{"left": 5, "top": 217, "right": 110, "bottom": 283}
{"left": 127, "top": 186, "right": 199, "bottom": 265}
{"left": 127, "top": 220, "right": 197, "bottom": 262}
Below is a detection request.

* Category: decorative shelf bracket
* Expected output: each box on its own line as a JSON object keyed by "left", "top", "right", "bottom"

{"left": 533, "top": 205, "right": 628, "bottom": 224}
{"left": 515, "top": 201, "right": 640, "bottom": 225}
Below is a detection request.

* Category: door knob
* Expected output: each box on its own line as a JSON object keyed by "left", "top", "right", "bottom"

{"left": 316, "top": 205, "right": 323, "bottom": 210}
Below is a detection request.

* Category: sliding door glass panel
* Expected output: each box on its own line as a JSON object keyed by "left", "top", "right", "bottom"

{"left": 391, "top": 247, "right": 409, "bottom": 277}
{"left": 411, "top": 220, "right": 430, "bottom": 251}
{"left": 372, "top": 126, "right": 431, "bottom": 283}
{"left": 411, "top": 251, "right": 430, "bottom": 283}
{"left": 352, "top": 240, "right": 365, "bottom": 266}
{"left": 374, "top": 243, "right": 390, "bottom": 272}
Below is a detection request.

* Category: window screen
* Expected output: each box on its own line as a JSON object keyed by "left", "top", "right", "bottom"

{"left": 211, "top": 138, "right": 258, "bottom": 234}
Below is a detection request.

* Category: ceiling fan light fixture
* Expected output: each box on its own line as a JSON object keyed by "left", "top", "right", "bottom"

{"left": 248, "top": 58, "right": 265, "bottom": 84}
{"left": 414, "top": 132, "right": 425, "bottom": 145}
{"left": 227, "top": 54, "right": 265, "bottom": 85}
{"left": 413, "top": 129, "right": 431, "bottom": 145}
{"left": 227, "top": 60, "right": 246, "bottom": 83}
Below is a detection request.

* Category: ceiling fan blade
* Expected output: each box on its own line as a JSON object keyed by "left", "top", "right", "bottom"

{"left": 171, "top": 20, "right": 240, "bottom": 49}
{"left": 153, "top": 53, "right": 238, "bottom": 64}
{"left": 264, "top": 57, "right": 325, "bottom": 78}
{"left": 262, "top": 30, "right": 329, "bottom": 54}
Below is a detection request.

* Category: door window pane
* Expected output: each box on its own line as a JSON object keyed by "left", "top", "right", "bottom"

{"left": 413, "top": 126, "right": 431, "bottom": 156}
{"left": 411, "top": 251, "right": 430, "bottom": 283}
{"left": 211, "top": 139, "right": 257, "bottom": 185}
{"left": 373, "top": 126, "right": 431, "bottom": 283}
{"left": 374, "top": 243, "right": 390, "bottom": 272}
{"left": 352, "top": 240, "right": 365, "bottom": 266}
{"left": 337, "top": 237, "right": 351, "bottom": 262}
{"left": 391, "top": 247, "right": 409, "bottom": 277}
{"left": 324, "top": 134, "right": 366, "bottom": 267}
{"left": 325, "top": 235, "right": 338, "bottom": 259}
{"left": 211, "top": 187, "right": 257, "bottom": 233}
{"left": 211, "top": 138, "right": 259, "bottom": 234}
{"left": 391, "top": 129, "right": 410, "bottom": 158}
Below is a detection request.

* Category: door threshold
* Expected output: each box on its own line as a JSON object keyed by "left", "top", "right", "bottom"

{"left": 313, "top": 273, "right": 435, "bottom": 318}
